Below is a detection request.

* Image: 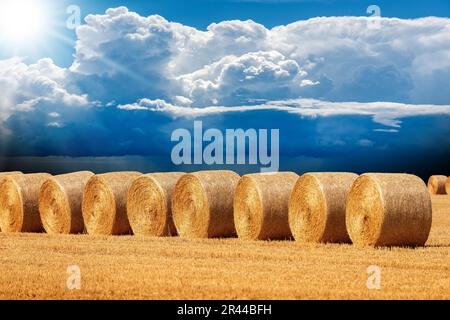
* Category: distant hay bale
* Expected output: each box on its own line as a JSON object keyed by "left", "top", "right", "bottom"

{"left": 172, "top": 170, "right": 240, "bottom": 239}
{"left": 127, "top": 172, "right": 185, "bottom": 236}
{"left": 82, "top": 172, "right": 142, "bottom": 235}
{"left": 289, "top": 172, "right": 358, "bottom": 244}
{"left": 447, "top": 177, "right": 450, "bottom": 195}
{"left": 234, "top": 172, "right": 299, "bottom": 240}
{"left": 346, "top": 173, "right": 432, "bottom": 247}
{"left": 39, "top": 171, "right": 94, "bottom": 234}
{"left": 428, "top": 175, "right": 448, "bottom": 195}
{"left": 0, "top": 173, "right": 52, "bottom": 232}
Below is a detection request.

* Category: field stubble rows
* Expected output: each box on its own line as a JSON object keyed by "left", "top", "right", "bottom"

{"left": 0, "top": 195, "right": 449, "bottom": 300}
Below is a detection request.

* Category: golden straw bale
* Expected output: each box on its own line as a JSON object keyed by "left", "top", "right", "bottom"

{"left": 39, "top": 171, "right": 94, "bottom": 234}
{"left": 0, "top": 173, "right": 52, "bottom": 232}
{"left": 127, "top": 172, "right": 185, "bottom": 236}
{"left": 289, "top": 172, "right": 358, "bottom": 243}
{"left": 427, "top": 175, "right": 448, "bottom": 195}
{"left": 172, "top": 170, "right": 240, "bottom": 239}
{"left": 234, "top": 172, "right": 299, "bottom": 240}
{"left": 346, "top": 173, "right": 432, "bottom": 247}
{"left": 0, "top": 172, "right": 22, "bottom": 178}
{"left": 82, "top": 172, "right": 142, "bottom": 235}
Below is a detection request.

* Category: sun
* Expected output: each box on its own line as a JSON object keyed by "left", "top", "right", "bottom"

{"left": 0, "top": 0, "right": 47, "bottom": 43}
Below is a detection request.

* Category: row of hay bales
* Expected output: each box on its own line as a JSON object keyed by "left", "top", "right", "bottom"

{"left": 0, "top": 170, "right": 441, "bottom": 247}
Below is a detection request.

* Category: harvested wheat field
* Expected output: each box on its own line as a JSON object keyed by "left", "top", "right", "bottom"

{"left": 0, "top": 195, "right": 449, "bottom": 300}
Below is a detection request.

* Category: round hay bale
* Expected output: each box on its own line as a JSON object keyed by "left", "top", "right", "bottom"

{"left": 82, "top": 172, "right": 142, "bottom": 235}
{"left": 39, "top": 171, "right": 94, "bottom": 234}
{"left": 427, "top": 175, "right": 448, "bottom": 195}
{"left": 289, "top": 172, "right": 358, "bottom": 243}
{"left": 0, "top": 173, "right": 52, "bottom": 232}
{"left": 446, "top": 177, "right": 450, "bottom": 195}
{"left": 172, "top": 170, "right": 240, "bottom": 239}
{"left": 127, "top": 172, "right": 185, "bottom": 237}
{"left": 346, "top": 173, "right": 432, "bottom": 247}
{"left": 234, "top": 172, "right": 299, "bottom": 240}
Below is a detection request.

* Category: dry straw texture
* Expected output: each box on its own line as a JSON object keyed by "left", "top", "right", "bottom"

{"left": 0, "top": 173, "right": 51, "bottom": 232}
{"left": 428, "top": 175, "right": 448, "bottom": 195}
{"left": 172, "top": 170, "right": 240, "bottom": 239}
{"left": 39, "top": 171, "right": 94, "bottom": 234}
{"left": 346, "top": 173, "right": 432, "bottom": 247}
{"left": 82, "top": 172, "right": 142, "bottom": 235}
{"left": 446, "top": 177, "right": 450, "bottom": 195}
{"left": 127, "top": 172, "right": 185, "bottom": 236}
{"left": 234, "top": 172, "right": 299, "bottom": 240}
{"left": 289, "top": 172, "right": 358, "bottom": 243}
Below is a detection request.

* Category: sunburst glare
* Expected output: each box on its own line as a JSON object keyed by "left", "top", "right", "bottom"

{"left": 0, "top": 0, "right": 48, "bottom": 45}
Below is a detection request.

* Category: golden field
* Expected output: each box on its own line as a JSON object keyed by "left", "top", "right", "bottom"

{"left": 0, "top": 195, "right": 449, "bottom": 300}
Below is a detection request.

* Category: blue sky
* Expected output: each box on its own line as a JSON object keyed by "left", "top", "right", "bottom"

{"left": 0, "top": 0, "right": 450, "bottom": 177}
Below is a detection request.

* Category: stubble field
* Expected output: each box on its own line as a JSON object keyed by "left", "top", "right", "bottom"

{"left": 0, "top": 195, "right": 449, "bottom": 300}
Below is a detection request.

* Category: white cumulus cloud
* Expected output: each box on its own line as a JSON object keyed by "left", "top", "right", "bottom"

{"left": 177, "top": 51, "right": 313, "bottom": 106}
{"left": 67, "top": 9, "right": 450, "bottom": 106}
{"left": 0, "top": 57, "right": 88, "bottom": 123}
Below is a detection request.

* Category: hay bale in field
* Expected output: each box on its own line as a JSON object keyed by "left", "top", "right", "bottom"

{"left": 82, "top": 172, "right": 142, "bottom": 235}
{"left": 0, "top": 173, "right": 52, "bottom": 232}
{"left": 39, "top": 171, "right": 94, "bottom": 234}
{"left": 127, "top": 172, "right": 185, "bottom": 237}
{"left": 234, "top": 172, "right": 299, "bottom": 240}
{"left": 428, "top": 175, "right": 448, "bottom": 195}
{"left": 172, "top": 170, "right": 240, "bottom": 239}
{"left": 346, "top": 173, "right": 432, "bottom": 247}
{"left": 445, "top": 177, "right": 450, "bottom": 195}
{"left": 289, "top": 172, "right": 358, "bottom": 244}
{"left": 0, "top": 172, "right": 22, "bottom": 177}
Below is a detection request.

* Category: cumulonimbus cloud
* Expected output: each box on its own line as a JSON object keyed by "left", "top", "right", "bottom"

{"left": 67, "top": 8, "right": 450, "bottom": 106}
